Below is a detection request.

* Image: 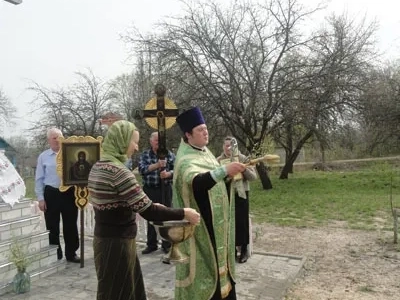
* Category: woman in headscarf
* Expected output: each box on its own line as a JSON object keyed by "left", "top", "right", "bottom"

{"left": 88, "top": 120, "right": 200, "bottom": 300}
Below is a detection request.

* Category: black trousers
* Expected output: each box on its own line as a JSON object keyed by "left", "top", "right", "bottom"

{"left": 235, "top": 191, "right": 250, "bottom": 247}
{"left": 143, "top": 184, "right": 172, "bottom": 249}
{"left": 44, "top": 185, "right": 79, "bottom": 259}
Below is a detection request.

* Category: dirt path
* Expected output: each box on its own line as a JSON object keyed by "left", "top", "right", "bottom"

{"left": 253, "top": 224, "right": 400, "bottom": 300}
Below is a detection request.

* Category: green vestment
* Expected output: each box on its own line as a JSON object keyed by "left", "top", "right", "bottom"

{"left": 173, "top": 140, "right": 236, "bottom": 300}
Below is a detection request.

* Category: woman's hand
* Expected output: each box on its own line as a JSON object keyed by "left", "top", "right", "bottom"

{"left": 183, "top": 208, "right": 201, "bottom": 225}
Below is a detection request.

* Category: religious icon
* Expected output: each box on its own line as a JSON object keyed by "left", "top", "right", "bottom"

{"left": 56, "top": 136, "right": 102, "bottom": 189}
{"left": 69, "top": 150, "right": 92, "bottom": 182}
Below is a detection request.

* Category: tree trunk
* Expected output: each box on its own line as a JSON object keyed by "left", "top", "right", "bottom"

{"left": 256, "top": 162, "right": 273, "bottom": 190}
{"left": 279, "top": 131, "right": 313, "bottom": 179}
{"left": 279, "top": 162, "right": 292, "bottom": 179}
{"left": 320, "top": 142, "right": 326, "bottom": 163}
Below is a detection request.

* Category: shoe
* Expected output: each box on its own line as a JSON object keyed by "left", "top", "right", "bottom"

{"left": 66, "top": 255, "right": 81, "bottom": 263}
{"left": 142, "top": 247, "right": 158, "bottom": 254}
{"left": 161, "top": 247, "right": 170, "bottom": 254}
{"left": 57, "top": 248, "right": 63, "bottom": 260}
{"left": 239, "top": 245, "right": 248, "bottom": 263}
{"left": 239, "top": 252, "right": 249, "bottom": 263}
{"left": 162, "top": 256, "right": 170, "bottom": 264}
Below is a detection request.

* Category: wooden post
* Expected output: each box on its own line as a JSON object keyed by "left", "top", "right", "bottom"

{"left": 74, "top": 186, "right": 89, "bottom": 268}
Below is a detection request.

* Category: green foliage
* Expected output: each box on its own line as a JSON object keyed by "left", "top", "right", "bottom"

{"left": 8, "top": 237, "right": 31, "bottom": 272}
{"left": 250, "top": 163, "right": 400, "bottom": 229}
{"left": 24, "top": 177, "right": 35, "bottom": 199}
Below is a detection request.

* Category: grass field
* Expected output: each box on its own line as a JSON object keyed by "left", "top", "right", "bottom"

{"left": 251, "top": 161, "right": 400, "bottom": 230}
{"left": 24, "top": 160, "right": 400, "bottom": 230}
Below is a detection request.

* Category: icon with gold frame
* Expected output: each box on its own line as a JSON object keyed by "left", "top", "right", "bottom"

{"left": 56, "top": 135, "right": 102, "bottom": 267}
{"left": 56, "top": 135, "right": 102, "bottom": 191}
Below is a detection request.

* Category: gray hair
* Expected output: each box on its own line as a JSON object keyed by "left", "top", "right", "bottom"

{"left": 47, "top": 127, "right": 63, "bottom": 138}
{"left": 150, "top": 131, "right": 158, "bottom": 141}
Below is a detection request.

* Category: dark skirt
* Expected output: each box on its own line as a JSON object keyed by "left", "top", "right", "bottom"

{"left": 93, "top": 237, "right": 146, "bottom": 300}
{"left": 235, "top": 191, "right": 250, "bottom": 246}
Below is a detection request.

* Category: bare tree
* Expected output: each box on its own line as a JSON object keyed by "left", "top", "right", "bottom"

{"left": 0, "top": 88, "right": 16, "bottom": 132}
{"left": 273, "top": 13, "right": 378, "bottom": 178}
{"left": 110, "top": 64, "right": 155, "bottom": 122}
{"left": 29, "top": 69, "right": 115, "bottom": 137}
{"left": 124, "top": 0, "right": 323, "bottom": 186}
{"left": 126, "top": 0, "right": 324, "bottom": 146}
{"left": 110, "top": 73, "right": 139, "bottom": 120}
{"left": 358, "top": 61, "right": 400, "bottom": 155}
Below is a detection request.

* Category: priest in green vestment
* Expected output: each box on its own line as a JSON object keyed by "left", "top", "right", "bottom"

{"left": 173, "top": 107, "right": 246, "bottom": 300}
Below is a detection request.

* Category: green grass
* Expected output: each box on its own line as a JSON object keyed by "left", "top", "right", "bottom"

{"left": 250, "top": 162, "right": 400, "bottom": 230}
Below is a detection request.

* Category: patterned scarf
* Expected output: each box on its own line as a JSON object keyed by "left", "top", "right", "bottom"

{"left": 101, "top": 120, "right": 136, "bottom": 165}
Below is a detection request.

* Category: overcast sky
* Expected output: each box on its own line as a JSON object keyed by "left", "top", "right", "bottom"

{"left": 1, "top": 0, "right": 399, "bottom": 138}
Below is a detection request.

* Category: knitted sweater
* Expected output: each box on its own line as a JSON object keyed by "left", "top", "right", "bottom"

{"left": 88, "top": 161, "right": 184, "bottom": 238}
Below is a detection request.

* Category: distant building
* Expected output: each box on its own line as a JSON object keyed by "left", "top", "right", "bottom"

{"left": 0, "top": 137, "right": 17, "bottom": 166}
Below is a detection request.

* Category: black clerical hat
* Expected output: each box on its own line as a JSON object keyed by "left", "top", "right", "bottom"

{"left": 176, "top": 107, "right": 205, "bottom": 133}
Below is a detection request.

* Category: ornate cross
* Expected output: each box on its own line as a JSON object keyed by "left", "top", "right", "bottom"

{"left": 136, "top": 84, "right": 179, "bottom": 202}
{"left": 141, "top": 83, "right": 179, "bottom": 160}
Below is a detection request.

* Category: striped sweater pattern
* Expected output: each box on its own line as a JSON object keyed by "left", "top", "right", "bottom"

{"left": 88, "top": 161, "right": 151, "bottom": 213}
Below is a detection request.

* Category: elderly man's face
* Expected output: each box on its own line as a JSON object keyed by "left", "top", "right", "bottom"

{"left": 150, "top": 134, "right": 159, "bottom": 152}
{"left": 48, "top": 132, "right": 62, "bottom": 152}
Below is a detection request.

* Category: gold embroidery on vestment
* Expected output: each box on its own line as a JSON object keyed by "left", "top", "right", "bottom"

{"left": 219, "top": 265, "right": 227, "bottom": 276}
{"left": 221, "top": 281, "right": 232, "bottom": 299}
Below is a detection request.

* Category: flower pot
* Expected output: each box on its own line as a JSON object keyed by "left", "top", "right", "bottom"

{"left": 12, "top": 268, "right": 30, "bottom": 294}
